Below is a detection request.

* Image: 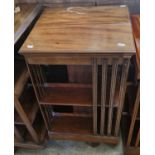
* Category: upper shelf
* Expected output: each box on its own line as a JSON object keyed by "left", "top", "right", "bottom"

{"left": 39, "top": 83, "right": 119, "bottom": 107}
{"left": 14, "top": 4, "right": 42, "bottom": 44}
{"left": 40, "top": 83, "right": 92, "bottom": 106}
{"left": 20, "top": 6, "right": 135, "bottom": 55}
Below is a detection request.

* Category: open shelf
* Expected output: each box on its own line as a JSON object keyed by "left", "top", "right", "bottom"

{"left": 40, "top": 83, "right": 119, "bottom": 107}
{"left": 40, "top": 83, "right": 93, "bottom": 106}
{"left": 50, "top": 115, "right": 93, "bottom": 135}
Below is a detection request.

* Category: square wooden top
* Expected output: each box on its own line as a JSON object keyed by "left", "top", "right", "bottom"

{"left": 20, "top": 6, "right": 135, "bottom": 55}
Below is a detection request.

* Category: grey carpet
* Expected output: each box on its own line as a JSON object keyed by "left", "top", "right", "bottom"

{"left": 15, "top": 140, "right": 123, "bottom": 155}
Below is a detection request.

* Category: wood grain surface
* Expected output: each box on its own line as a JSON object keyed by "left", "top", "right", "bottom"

{"left": 20, "top": 6, "right": 135, "bottom": 55}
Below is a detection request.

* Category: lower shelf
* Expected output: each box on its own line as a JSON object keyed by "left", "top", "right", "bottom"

{"left": 50, "top": 115, "right": 93, "bottom": 135}
{"left": 48, "top": 115, "right": 119, "bottom": 144}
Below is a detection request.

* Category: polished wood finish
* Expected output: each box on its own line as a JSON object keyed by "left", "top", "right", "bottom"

{"left": 20, "top": 6, "right": 135, "bottom": 55}
{"left": 20, "top": 6, "right": 135, "bottom": 143}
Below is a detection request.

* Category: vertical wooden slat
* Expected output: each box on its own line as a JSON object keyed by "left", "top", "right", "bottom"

{"left": 127, "top": 85, "right": 140, "bottom": 146}
{"left": 14, "top": 125, "right": 24, "bottom": 142}
{"left": 114, "top": 59, "right": 130, "bottom": 136}
{"left": 100, "top": 58, "right": 107, "bottom": 135}
{"left": 43, "top": 105, "right": 52, "bottom": 129}
{"left": 26, "top": 61, "right": 49, "bottom": 131}
{"left": 92, "top": 58, "right": 98, "bottom": 135}
{"left": 135, "top": 128, "right": 140, "bottom": 147}
{"left": 38, "top": 65, "right": 46, "bottom": 85}
{"left": 107, "top": 59, "right": 118, "bottom": 136}
{"left": 31, "top": 66, "right": 43, "bottom": 99}
{"left": 35, "top": 65, "right": 45, "bottom": 96}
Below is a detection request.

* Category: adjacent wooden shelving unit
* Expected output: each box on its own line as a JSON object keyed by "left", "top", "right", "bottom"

{"left": 122, "top": 15, "right": 140, "bottom": 155}
{"left": 20, "top": 6, "right": 135, "bottom": 144}
{"left": 14, "top": 65, "right": 46, "bottom": 149}
{"left": 14, "top": 3, "right": 46, "bottom": 149}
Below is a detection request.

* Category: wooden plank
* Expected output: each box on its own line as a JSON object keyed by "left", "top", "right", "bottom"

{"left": 92, "top": 58, "right": 98, "bottom": 135}
{"left": 107, "top": 59, "right": 118, "bottom": 135}
{"left": 100, "top": 59, "right": 107, "bottom": 135}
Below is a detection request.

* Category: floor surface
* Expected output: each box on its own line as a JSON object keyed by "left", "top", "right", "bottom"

{"left": 15, "top": 140, "right": 123, "bottom": 155}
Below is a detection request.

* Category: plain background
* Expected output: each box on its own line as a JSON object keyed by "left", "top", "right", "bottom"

{"left": 0, "top": 0, "right": 154, "bottom": 154}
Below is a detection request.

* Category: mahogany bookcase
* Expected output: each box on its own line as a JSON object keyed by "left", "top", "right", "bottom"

{"left": 20, "top": 6, "right": 135, "bottom": 144}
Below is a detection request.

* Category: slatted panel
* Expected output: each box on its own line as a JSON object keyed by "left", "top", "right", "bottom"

{"left": 114, "top": 58, "right": 130, "bottom": 136}
{"left": 26, "top": 62, "right": 49, "bottom": 130}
